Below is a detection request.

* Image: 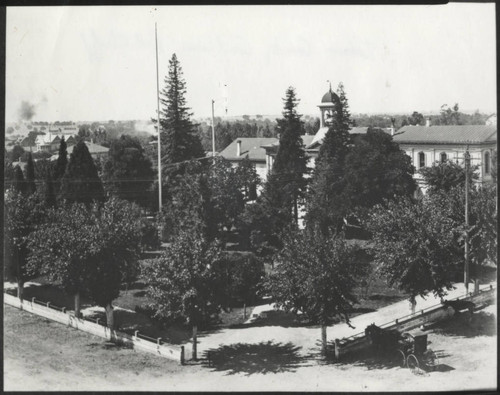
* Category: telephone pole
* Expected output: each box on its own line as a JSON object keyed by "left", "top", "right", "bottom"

{"left": 464, "top": 148, "right": 470, "bottom": 295}
{"left": 155, "top": 23, "right": 162, "bottom": 212}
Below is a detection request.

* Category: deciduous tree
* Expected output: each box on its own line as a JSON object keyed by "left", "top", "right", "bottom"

{"left": 342, "top": 128, "right": 416, "bottom": 217}
{"left": 103, "top": 135, "right": 155, "bottom": 209}
{"left": 143, "top": 230, "right": 227, "bottom": 359}
{"left": 4, "top": 190, "right": 46, "bottom": 300}
{"left": 27, "top": 198, "right": 143, "bottom": 325}
{"left": 420, "top": 159, "right": 479, "bottom": 195}
{"left": 366, "top": 197, "right": 460, "bottom": 313}
{"left": 266, "top": 228, "right": 366, "bottom": 355}
{"left": 234, "top": 156, "right": 260, "bottom": 202}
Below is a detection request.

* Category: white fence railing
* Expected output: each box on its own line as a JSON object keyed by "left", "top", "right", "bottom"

{"left": 334, "top": 284, "right": 497, "bottom": 360}
{"left": 4, "top": 292, "right": 185, "bottom": 364}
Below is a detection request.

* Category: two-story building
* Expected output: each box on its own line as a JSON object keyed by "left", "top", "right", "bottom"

{"left": 394, "top": 122, "right": 496, "bottom": 194}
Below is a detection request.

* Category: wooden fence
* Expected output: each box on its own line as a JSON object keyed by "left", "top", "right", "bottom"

{"left": 334, "top": 284, "right": 497, "bottom": 360}
{"left": 4, "top": 292, "right": 185, "bottom": 364}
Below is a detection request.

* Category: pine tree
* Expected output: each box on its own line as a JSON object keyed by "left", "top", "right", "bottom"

{"left": 12, "top": 165, "right": 26, "bottom": 195}
{"left": 159, "top": 54, "right": 205, "bottom": 171}
{"left": 306, "top": 83, "right": 352, "bottom": 235}
{"left": 52, "top": 137, "right": 68, "bottom": 198}
{"left": 60, "top": 140, "right": 105, "bottom": 206}
{"left": 25, "top": 152, "right": 36, "bottom": 196}
{"left": 53, "top": 136, "right": 68, "bottom": 180}
{"left": 271, "top": 86, "right": 309, "bottom": 224}
{"left": 336, "top": 82, "right": 354, "bottom": 131}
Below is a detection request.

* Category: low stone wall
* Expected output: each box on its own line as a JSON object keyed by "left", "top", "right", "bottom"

{"left": 4, "top": 293, "right": 184, "bottom": 364}
{"left": 334, "top": 285, "right": 497, "bottom": 360}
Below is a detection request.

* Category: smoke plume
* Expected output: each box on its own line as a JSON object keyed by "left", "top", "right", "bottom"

{"left": 18, "top": 101, "right": 36, "bottom": 121}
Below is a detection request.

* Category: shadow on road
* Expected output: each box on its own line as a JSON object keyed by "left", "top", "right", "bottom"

{"left": 430, "top": 310, "right": 496, "bottom": 338}
{"left": 324, "top": 348, "right": 404, "bottom": 371}
{"left": 202, "top": 341, "right": 310, "bottom": 375}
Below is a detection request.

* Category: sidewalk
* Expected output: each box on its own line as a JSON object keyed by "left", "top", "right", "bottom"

{"left": 191, "top": 281, "right": 496, "bottom": 358}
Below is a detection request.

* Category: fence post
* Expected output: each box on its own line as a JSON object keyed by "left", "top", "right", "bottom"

{"left": 47, "top": 302, "right": 51, "bottom": 308}
{"left": 490, "top": 284, "right": 493, "bottom": 290}
{"left": 96, "top": 318, "right": 100, "bottom": 325}
{"left": 157, "top": 337, "right": 162, "bottom": 346}
{"left": 395, "top": 319, "right": 398, "bottom": 325}
{"left": 135, "top": 330, "right": 139, "bottom": 339}
{"left": 421, "top": 310, "right": 424, "bottom": 315}
{"left": 334, "top": 339, "right": 341, "bottom": 360}
{"left": 32, "top": 297, "right": 35, "bottom": 304}
{"left": 180, "top": 346, "right": 185, "bottom": 365}
{"left": 62, "top": 307, "right": 66, "bottom": 313}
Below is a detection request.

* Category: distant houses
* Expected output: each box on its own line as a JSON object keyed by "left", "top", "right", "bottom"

{"left": 49, "top": 141, "right": 109, "bottom": 161}
{"left": 218, "top": 137, "right": 278, "bottom": 182}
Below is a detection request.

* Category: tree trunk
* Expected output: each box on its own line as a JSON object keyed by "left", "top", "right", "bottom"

{"left": 321, "top": 325, "right": 328, "bottom": 356}
{"left": 74, "top": 292, "right": 81, "bottom": 318}
{"left": 474, "top": 279, "right": 480, "bottom": 295}
{"left": 192, "top": 325, "right": 198, "bottom": 360}
{"left": 243, "top": 303, "right": 247, "bottom": 320}
{"left": 17, "top": 279, "right": 24, "bottom": 301}
{"left": 409, "top": 299, "right": 416, "bottom": 315}
{"left": 105, "top": 303, "right": 114, "bottom": 329}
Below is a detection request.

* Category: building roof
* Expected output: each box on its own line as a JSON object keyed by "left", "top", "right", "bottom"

{"left": 219, "top": 137, "right": 278, "bottom": 162}
{"left": 321, "top": 90, "right": 341, "bottom": 104}
{"left": 260, "top": 134, "right": 316, "bottom": 154}
{"left": 50, "top": 141, "right": 109, "bottom": 160}
{"left": 393, "top": 125, "right": 497, "bottom": 145}
{"left": 306, "top": 126, "right": 392, "bottom": 149}
{"left": 68, "top": 141, "right": 109, "bottom": 155}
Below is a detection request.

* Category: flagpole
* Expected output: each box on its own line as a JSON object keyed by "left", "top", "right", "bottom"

{"left": 211, "top": 99, "right": 216, "bottom": 157}
{"left": 155, "top": 22, "right": 162, "bottom": 212}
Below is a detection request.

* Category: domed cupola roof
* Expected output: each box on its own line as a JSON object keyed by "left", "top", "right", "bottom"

{"left": 321, "top": 90, "right": 341, "bottom": 105}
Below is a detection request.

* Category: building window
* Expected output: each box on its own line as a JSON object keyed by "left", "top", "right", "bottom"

{"left": 440, "top": 152, "right": 447, "bottom": 163}
{"left": 484, "top": 151, "right": 490, "bottom": 174}
{"left": 418, "top": 152, "right": 426, "bottom": 168}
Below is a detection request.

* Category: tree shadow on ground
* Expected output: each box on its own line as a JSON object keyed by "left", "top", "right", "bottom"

{"left": 325, "top": 348, "right": 404, "bottom": 371}
{"left": 202, "top": 341, "right": 309, "bottom": 375}
{"left": 429, "top": 310, "right": 496, "bottom": 338}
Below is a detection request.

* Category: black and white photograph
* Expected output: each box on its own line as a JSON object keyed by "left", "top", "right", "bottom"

{"left": 3, "top": 4, "right": 497, "bottom": 392}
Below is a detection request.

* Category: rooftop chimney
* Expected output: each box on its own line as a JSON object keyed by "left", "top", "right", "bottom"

{"left": 426, "top": 117, "right": 431, "bottom": 127}
{"left": 236, "top": 140, "right": 241, "bottom": 156}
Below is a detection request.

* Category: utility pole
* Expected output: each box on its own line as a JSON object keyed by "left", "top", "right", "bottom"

{"left": 155, "top": 23, "right": 162, "bottom": 212}
{"left": 464, "top": 148, "right": 470, "bottom": 295}
{"left": 211, "top": 99, "right": 216, "bottom": 157}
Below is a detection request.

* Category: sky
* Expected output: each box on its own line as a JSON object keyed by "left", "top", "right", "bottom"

{"left": 5, "top": 4, "right": 497, "bottom": 123}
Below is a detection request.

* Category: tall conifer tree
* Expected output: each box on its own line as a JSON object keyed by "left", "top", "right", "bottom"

{"left": 60, "top": 140, "right": 105, "bottom": 206}
{"left": 25, "top": 152, "right": 36, "bottom": 196}
{"left": 12, "top": 166, "right": 26, "bottom": 195}
{"left": 53, "top": 136, "right": 68, "bottom": 180}
{"left": 306, "top": 83, "right": 352, "bottom": 235}
{"left": 159, "top": 54, "right": 205, "bottom": 171}
{"left": 268, "top": 86, "right": 308, "bottom": 224}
